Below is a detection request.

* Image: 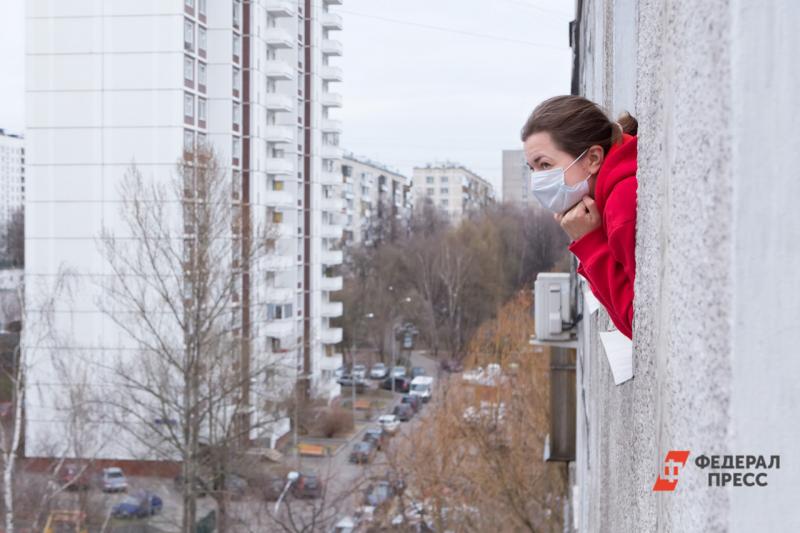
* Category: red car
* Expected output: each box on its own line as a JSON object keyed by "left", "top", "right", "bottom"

{"left": 58, "top": 463, "right": 91, "bottom": 491}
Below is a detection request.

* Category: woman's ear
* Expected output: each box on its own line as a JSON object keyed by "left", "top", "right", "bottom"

{"left": 586, "top": 144, "right": 605, "bottom": 174}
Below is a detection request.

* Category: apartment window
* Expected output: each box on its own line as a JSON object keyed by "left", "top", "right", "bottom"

{"left": 440, "top": 187, "right": 449, "bottom": 194}
{"left": 198, "top": 27, "right": 207, "bottom": 54}
{"left": 197, "top": 132, "right": 206, "bottom": 147}
{"left": 183, "top": 56, "right": 194, "bottom": 83}
{"left": 426, "top": 176, "right": 434, "bottom": 184}
{"left": 441, "top": 198, "right": 449, "bottom": 206}
{"left": 197, "top": 98, "right": 207, "bottom": 123}
{"left": 198, "top": 0, "right": 206, "bottom": 16}
{"left": 184, "top": 20, "right": 194, "bottom": 51}
{"left": 233, "top": 0, "right": 241, "bottom": 28}
{"left": 184, "top": 93, "right": 194, "bottom": 119}
{"left": 272, "top": 211, "right": 283, "bottom": 223}
{"left": 233, "top": 102, "right": 241, "bottom": 128}
{"left": 185, "top": 0, "right": 194, "bottom": 7}
{"left": 274, "top": 180, "right": 284, "bottom": 191}
{"left": 233, "top": 34, "right": 241, "bottom": 59}
{"left": 233, "top": 67, "right": 241, "bottom": 94}
{"left": 198, "top": 62, "right": 207, "bottom": 88}
{"left": 232, "top": 137, "right": 241, "bottom": 162}
{"left": 183, "top": 130, "right": 194, "bottom": 152}
{"left": 426, "top": 187, "right": 435, "bottom": 195}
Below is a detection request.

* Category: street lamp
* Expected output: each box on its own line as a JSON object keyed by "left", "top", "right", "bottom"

{"left": 274, "top": 470, "right": 300, "bottom": 514}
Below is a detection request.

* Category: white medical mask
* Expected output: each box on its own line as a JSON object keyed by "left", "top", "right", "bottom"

{"left": 530, "top": 149, "right": 592, "bottom": 214}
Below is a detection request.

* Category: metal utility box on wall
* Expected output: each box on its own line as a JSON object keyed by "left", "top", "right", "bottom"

{"left": 534, "top": 273, "right": 572, "bottom": 341}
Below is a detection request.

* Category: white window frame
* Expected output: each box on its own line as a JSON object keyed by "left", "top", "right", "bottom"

{"left": 183, "top": 56, "right": 194, "bottom": 82}
{"left": 184, "top": 93, "right": 195, "bottom": 119}
{"left": 198, "top": 26, "right": 207, "bottom": 52}
{"left": 184, "top": 20, "right": 194, "bottom": 50}
{"left": 198, "top": 98, "right": 207, "bottom": 122}
{"left": 198, "top": 62, "right": 207, "bottom": 86}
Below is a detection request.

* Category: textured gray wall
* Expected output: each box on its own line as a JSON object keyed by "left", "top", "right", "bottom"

{"left": 571, "top": 0, "right": 800, "bottom": 531}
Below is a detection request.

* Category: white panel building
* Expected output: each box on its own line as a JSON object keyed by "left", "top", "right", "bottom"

{"left": 411, "top": 163, "right": 494, "bottom": 223}
{"left": 24, "top": 0, "right": 343, "bottom": 460}
{"left": 0, "top": 130, "right": 24, "bottom": 234}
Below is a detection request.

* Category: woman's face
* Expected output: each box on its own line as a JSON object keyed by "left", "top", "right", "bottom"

{"left": 523, "top": 131, "right": 604, "bottom": 194}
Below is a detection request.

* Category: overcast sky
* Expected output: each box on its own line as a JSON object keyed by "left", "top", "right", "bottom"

{"left": 0, "top": 0, "right": 573, "bottom": 199}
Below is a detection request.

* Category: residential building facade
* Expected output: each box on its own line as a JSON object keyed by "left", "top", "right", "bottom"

{"left": 501, "top": 149, "right": 529, "bottom": 205}
{"left": 24, "top": 0, "right": 344, "bottom": 460}
{"left": 411, "top": 163, "right": 494, "bottom": 223}
{"left": 559, "top": 0, "right": 800, "bottom": 531}
{"left": 0, "top": 130, "right": 24, "bottom": 232}
{"left": 339, "top": 153, "right": 412, "bottom": 245}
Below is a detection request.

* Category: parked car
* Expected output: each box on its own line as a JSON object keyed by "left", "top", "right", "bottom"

{"left": 292, "top": 473, "right": 323, "bottom": 499}
{"left": 369, "top": 363, "right": 388, "bottom": 379}
{"left": 349, "top": 441, "right": 376, "bottom": 464}
{"left": 401, "top": 395, "right": 422, "bottom": 413}
{"left": 101, "top": 467, "right": 128, "bottom": 493}
{"left": 364, "top": 480, "right": 396, "bottom": 508}
{"left": 352, "top": 364, "right": 367, "bottom": 380}
{"left": 334, "top": 366, "right": 347, "bottom": 379}
{"left": 411, "top": 366, "right": 426, "bottom": 378}
{"left": 378, "top": 414, "right": 401, "bottom": 434}
{"left": 393, "top": 403, "right": 414, "bottom": 422}
{"left": 173, "top": 474, "right": 210, "bottom": 497}
{"left": 111, "top": 490, "right": 163, "bottom": 519}
{"left": 380, "top": 377, "right": 410, "bottom": 393}
{"left": 391, "top": 366, "right": 407, "bottom": 379}
{"left": 59, "top": 463, "right": 91, "bottom": 491}
{"left": 337, "top": 375, "right": 367, "bottom": 393}
{"left": 362, "top": 427, "right": 389, "bottom": 450}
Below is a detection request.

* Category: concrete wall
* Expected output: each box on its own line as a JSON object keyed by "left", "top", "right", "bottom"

{"left": 571, "top": 0, "right": 800, "bottom": 531}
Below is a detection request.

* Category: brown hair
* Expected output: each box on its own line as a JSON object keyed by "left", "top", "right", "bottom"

{"left": 520, "top": 95, "right": 638, "bottom": 158}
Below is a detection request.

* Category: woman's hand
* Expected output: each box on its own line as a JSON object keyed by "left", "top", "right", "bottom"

{"left": 554, "top": 196, "right": 602, "bottom": 242}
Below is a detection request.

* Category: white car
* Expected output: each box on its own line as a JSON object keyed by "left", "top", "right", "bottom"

{"left": 352, "top": 364, "right": 367, "bottom": 380}
{"left": 378, "top": 414, "right": 400, "bottom": 434}
{"left": 391, "top": 366, "right": 407, "bottom": 379}
{"left": 101, "top": 467, "right": 128, "bottom": 493}
{"left": 335, "top": 366, "right": 347, "bottom": 379}
{"left": 370, "top": 363, "right": 388, "bottom": 379}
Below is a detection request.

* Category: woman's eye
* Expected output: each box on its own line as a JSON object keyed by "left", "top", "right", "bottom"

{"left": 541, "top": 162, "right": 551, "bottom": 170}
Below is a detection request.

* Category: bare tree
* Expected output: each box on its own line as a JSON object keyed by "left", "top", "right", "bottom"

{"left": 96, "top": 145, "right": 289, "bottom": 532}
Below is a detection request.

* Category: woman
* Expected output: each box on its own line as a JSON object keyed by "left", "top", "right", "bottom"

{"left": 520, "top": 95, "right": 638, "bottom": 339}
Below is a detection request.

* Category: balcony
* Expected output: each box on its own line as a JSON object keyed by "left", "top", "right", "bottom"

{"left": 264, "top": 318, "right": 295, "bottom": 338}
{"left": 321, "top": 119, "right": 342, "bottom": 134}
{"left": 320, "top": 275, "right": 343, "bottom": 291}
{"left": 264, "top": 125, "right": 294, "bottom": 144}
{"left": 320, "top": 169, "right": 341, "bottom": 184}
{"left": 265, "top": 0, "right": 295, "bottom": 16}
{"left": 320, "top": 144, "right": 343, "bottom": 160}
{"left": 264, "top": 190, "right": 294, "bottom": 208}
{"left": 265, "top": 27, "right": 294, "bottom": 49}
{"left": 321, "top": 39, "right": 343, "bottom": 56}
{"left": 265, "top": 157, "right": 293, "bottom": 175}
{"left": 320, "top": 65, "right": 343, "bottom": 82}
{"left": 321, "top": 224, "right": 343, "bottom": 239}
{"left": 320, "top": 92, "right": 343, "bottom": 108}
{"left": 321, "top": 301, "right": 343, "bottom": 318}
{"left": 265, "top": 287, "right": 295, "bottom": 303}
{"left": 320, "top": 353, "right": 344, "bottom": 370}
{"left": 320, "top": 12, "right": 343, "bottom": 30}
{"left": 320, "top": 196, "right": 343, "bottom": 211}
{"left": 324, "top": 0, "right": 343, "bottom": 6}
{"left": 265, "top": 93, "right": 293, "bottom": 112}
{"left": 320, "top": 250, "right": 343, "bottom": 266}
{"left": 320, "top": 327, "right": 343, "bottom": 344}
{"left": 265, "top": 60, "right": 294, "bottom": 80}
{"left": 264, "top": 255, "right": 294, "bottom": 271}
{"left": 275, "top": 223, "right": 296, "bottom": 237}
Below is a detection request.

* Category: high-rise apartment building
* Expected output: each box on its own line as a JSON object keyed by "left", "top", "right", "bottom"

{"left": 411, "top": 163, "right": 494, "bottom": 223}
{"left": 502, "top": 149, "right": 530, "bottom": 204}
{"left": 0, "top": 130, "right": 24, "bottom": 232}
{"left": 25, "top": 0, "right": 343, "bottom": 459}
{"left": 340, "top": 154, "right": 412, "bottom": 245}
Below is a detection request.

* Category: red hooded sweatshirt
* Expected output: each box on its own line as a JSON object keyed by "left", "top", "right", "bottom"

{"left": 567, "top": 133, "right": 637, "bottom": 339}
